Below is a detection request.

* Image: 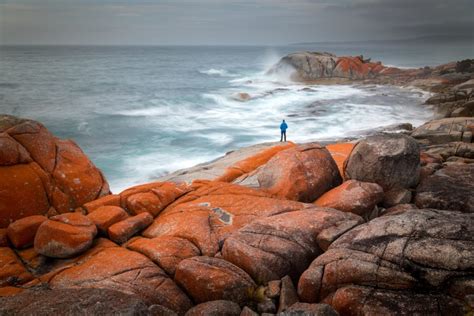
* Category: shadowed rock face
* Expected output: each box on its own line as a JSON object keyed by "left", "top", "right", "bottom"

{"left": 344, "top": 134, "right": 420, "bottom": 191}
{"left": 0, "top": 115, "right": 110, "bottom": 227}
{"left": 0, "top": 288, "right": 151, "bottom": 315}
{"left": 298, "top": 209, "right": 473, "bottom": 314}
{"left": 415, "top": 164, "right": 474, "bottom": 213}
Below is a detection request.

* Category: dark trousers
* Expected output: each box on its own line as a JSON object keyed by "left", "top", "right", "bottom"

{"left": 280, "top": 131, "right": 286, "bottom": 142}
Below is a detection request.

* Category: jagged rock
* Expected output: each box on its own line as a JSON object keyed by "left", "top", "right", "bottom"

{"left": 279, "top": 303, "right": 339, "bottom": 316}
{"left": 257, "top": 298, "right": 277, "bottom": 314}
{"left": 277, "top": 276, "right": 299, "bottom": 314}
{"left": 344, "top": 134, "right": 420, "bottom": 191}
{"left": 0, "top": 288, "right": 151, "bottom": 315}
{"left": 34, "top": 213, "right": 97, "bottom": 258}
{"left": 86, "top": 205, "right": 128, "bottom": 234}
{"left": 265, "top": 280, "right": 281, "bottom": 298}
{"left": 107, "top": 212, "right": 153, "bottom": 244}
{"left": 126, "top": 236, "right": 200, "bottom": 276}
{"left": 411, "top": 117, "right": 474, "bottom": 144}
{"left": 0, "top": 115, "right": 109, "bottom": 227}
{"left": 298, "top": 209, "right": 473, "bottom": 313}
{"left": 315, "top": 180, "right": 384, "bottom": 216}
{"left": 235, "top": 143, "right": 342, "bottom": 202}
{"left": 415, "top": 164, "right": 474, "bottom": 212}
{"left": 174, "top": 256, "right": 256, "bottom": 306}
{"left": 184, "top": 300, "right": 241, "bottom": 316}
{"left": 222, "top": 208, "right": 363, "bottom": 284}
{"left": 241, "top": 306, "right": 259, "bottom": 316}
{"left": 7, "top": 215, "right": 47, "bottom": 249}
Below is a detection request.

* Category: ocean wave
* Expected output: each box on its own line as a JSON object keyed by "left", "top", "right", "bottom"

{"left": 199, "top": 68, "right": 237, "bottom": 77}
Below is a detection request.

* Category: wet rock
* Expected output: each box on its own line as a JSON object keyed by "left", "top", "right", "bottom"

{"left": 174, "top": 256, "right": 256, "bottom": 306}
{"left": 411, "top": 117, "right": 474, "bottom": 144}
{"left": 47, "top": 245, "right": 192, "bottom": 314}
{"left": 298, "top": 209, "right": 473, "bottom": 312}
{"left": 7, "top": 215, "right": 47, "bottom": 249}
{"left": 315, "top": 180, "right": 384, "bottom": 216}
{"left": 237, "top": 143, "right": 342, "bottom": 202}
{"left": 108, "top": 212, "right": 153, "bottom": 244}
{"left": 86, "top": 205, "right": 128, "bottom": 234}
{"left": 34, "top": 213, "right": 97, "bottom": 258}
{"left": 415, "top": 164, "right": 474, "bottom": 212}
{"left": 344, "top": 134, "right": 420, "bottom": 191}
{"left": 222, "top": 208, "right": 363, "bottom": 283}
{"left": 185, "top": 300, "right": 241, "bottom": 316}
{"left": 277, "top": 276, "right": 299, "bottom": 314}
{"left": 126, "top": 236, "right": 200, "bottom": 276}
{"left": 279, "top": 303, "right": 339, "bottom": 316}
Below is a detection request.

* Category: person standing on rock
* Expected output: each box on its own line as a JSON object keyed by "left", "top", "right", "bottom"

{"left": 280, "top": 119, "right": 288, "bottom": 142}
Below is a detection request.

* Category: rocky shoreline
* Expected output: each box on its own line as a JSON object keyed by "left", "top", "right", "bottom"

{"left": 0, "top": 53, "right": 473, "bottom": 315}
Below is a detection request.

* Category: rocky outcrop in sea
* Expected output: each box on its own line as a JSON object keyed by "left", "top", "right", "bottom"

{"left": 0, "top": 53, "right": 473, "bottom": 315}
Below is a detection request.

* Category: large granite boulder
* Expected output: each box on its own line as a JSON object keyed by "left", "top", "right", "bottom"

{"left": 344, "top": 134, "right": 420, "bottom": 191}
{"left": 411, "top": 117, "right": 474, "bottom": 144}
{"left": 415, "top": 164, "right": 474, "bottom": 213}
{"left": 222, "top": 208, "right": 363, "bottom": 284}
{"left": 0, "top": 115, "right": 109, "bottom": 227}
{"left": 235, "top": 143, "right": 342, "bottom": 202}
{"left": 298, "top": 209, "right": 473, "bottom": 314}
{"left": 268, "top": 52, "right": 386, "bottom": 81}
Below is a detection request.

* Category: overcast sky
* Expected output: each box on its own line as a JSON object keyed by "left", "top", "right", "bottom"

{"left": 1, "top": 0, "right": 473, "bottom": 45}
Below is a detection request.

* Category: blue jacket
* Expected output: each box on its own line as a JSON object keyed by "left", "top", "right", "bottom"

{"left": 280, "top": 122, "right": 288, "bottom": 131}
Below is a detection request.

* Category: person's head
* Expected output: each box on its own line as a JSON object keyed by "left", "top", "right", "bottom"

{"left": 282, "top": 119, "right": 285, "bottom": 122}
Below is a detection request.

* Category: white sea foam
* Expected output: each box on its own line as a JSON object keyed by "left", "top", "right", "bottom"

{"left": 199, "top": 68, "right": 237, "bottom": 77}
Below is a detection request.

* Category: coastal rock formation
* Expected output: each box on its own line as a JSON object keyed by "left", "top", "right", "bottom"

{"left": 268, "top": 52, "right": 385, "bottom": 81}
{"left": 298, "top": 208, "right": 473, "bottom": 314}
{"left": 415, "top": 163, "right": 474, "bottom": 213}
{"left": 185, "top": 300, "right": 242, "bottom": 316}
{"left": 314, "top": 180, "right": 384, "bottom": 217}
{"left": 411, "top": 117, "right": 474, "bottom": 145}
{"left": 344, "top": 134, "right": 420, "bottom": 191}
{"left": 0, "top": 115, "right": 109, "bottom": 227}
{"left": 235, "top": 143, "right": 342, "bottom": 202}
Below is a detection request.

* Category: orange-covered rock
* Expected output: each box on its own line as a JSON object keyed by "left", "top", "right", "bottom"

{"left": 0, "top": 286, "right": 24, "bottom": 297}
{"left": 0, "top": 115, "right": 110, "bottom": 228}
{"left": 0, "top": 247, "right": 34, "bottom": 286}
{"left": 108, "top": 212, "right": 153, "bottom": 244}
{"left": 126, "top": 236, "right": 200, "bottom": 275}
{"left": 174, "top": 256, "right": 256, "bottom": 306}
{"left": 333, "top": 56, "right": 382, "bottom": 79}
{"left": 143, "top": 181, "right": 310, "bottom": 256}
{"left": 120, "top": 182, "right": 191, "bottom": 217}
{"left": 47, "top": 245, "right": 193, "bottom": 314}
{"left": 315, "top": 180, "right": 384, "bottom": 216}
{"left": 216, "top": 142, "right": 296, "bottom": 182}
{"left": 34, "top": 213, "right": 97, "bottom": 258}
{"left": 86, "top": 206, "right": 128, "bottom": 234}
{"left": 0, "top": 229, "right": 8, "bottom": 247}
{"left": 221, "top": 208, "right": 363, "bottom": 283}
{"left": 237, "top": 143, "right": 342, "bottom": 202}
{"left": 7, "top": 215, "right": 47, "bottom": 249}
{"left": 326, "top": 143, "right": 355, "bottom": 178}
{"left": 83, "top": 194, "right": 121, "bottom": 213}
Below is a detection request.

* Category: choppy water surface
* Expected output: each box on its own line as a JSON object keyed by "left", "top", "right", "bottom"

{"left": 0, "top": 45, "right": 442, "bottom": 192}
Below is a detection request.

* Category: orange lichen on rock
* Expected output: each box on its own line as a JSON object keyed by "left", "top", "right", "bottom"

{"left": 86, "top": 206, "right": 128, "bottom": 234}
{"left": 0, "top": 115, "right": 110, "bottom": 227}
{"left": 7, "top": 215, "right": 47, "bottom": 249}
{"left": 0, "top": 247, "right": 34, "bottom": 287}
{"left": 216, "top": 142, "right": 296, "bottom": 182}
{"left": 34, "top": 213, "right": 97, "bottom": 258}
{"left": 325, "top": 143, "right": 355, "bottom": 178}
{"left": 108, "top": 212, "right": 153, "bottom": 244}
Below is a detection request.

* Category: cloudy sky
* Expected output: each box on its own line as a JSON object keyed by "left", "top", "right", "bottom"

{"left": 0, "top": 0, "right": 473, "bottom": 45}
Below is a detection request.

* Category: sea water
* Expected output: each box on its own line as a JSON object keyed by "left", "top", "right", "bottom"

{"left": 1, "top": 43, "right": 469, "bottom": 192}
